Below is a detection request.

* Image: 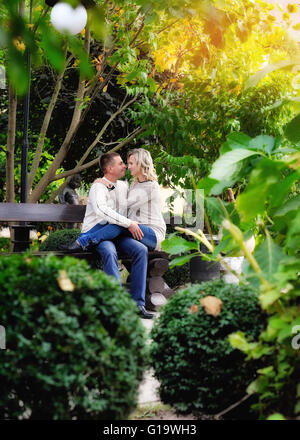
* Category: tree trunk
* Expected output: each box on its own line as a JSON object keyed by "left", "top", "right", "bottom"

{"left": 6, "top": 85, "right": 17, "bottom": 202}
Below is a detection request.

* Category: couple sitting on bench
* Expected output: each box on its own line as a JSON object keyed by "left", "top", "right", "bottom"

{"left": 62, "top": 148, "right": 166, "bottom": 319}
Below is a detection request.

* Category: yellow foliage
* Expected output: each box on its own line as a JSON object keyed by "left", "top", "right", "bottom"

{"left": 57, "top": 270, "right": 75, "bottom": 292}
{"left": 13, "top": 38, "right": 25, "bottom": 52}
{"left": 287, "top": 4, "right": 297, "bottom": 13}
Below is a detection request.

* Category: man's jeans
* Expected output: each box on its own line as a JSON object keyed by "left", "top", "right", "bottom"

{"left": 78, "top": 223, "right": 157, "bottom": 307}
{"left": 78, "top": 223, "right": 157, "bottom": 251}
{"left": 95, "top": 237, "right": 149, "bottom": 307}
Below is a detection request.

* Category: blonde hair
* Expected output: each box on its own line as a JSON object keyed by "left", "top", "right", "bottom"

{"left": 127, "top": 148, "right": 158, "bottom": 182}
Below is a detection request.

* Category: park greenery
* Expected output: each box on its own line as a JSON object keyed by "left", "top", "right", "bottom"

{"left": 150, "top": 279, "right": 264, "bottom": 416}
{"left": 0, "top": 254, "right": 148, "bottom": 419}
{"left": 0, "top": 0, "right": 300, "bottom": 420}
{"left": 162, "top": 120, "right": 300, "bottom": 418}
{"left": 0, "top": 0, "right": 299, "bottom": 201}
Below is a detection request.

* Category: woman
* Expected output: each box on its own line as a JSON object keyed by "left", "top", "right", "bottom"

{"left": 76, "top": 148, "right": 166, "bottom": 251}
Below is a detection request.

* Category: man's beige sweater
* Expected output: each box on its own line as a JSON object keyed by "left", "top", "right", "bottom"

{"left": 81, "top": 180, "right": 131, "bottom": 233}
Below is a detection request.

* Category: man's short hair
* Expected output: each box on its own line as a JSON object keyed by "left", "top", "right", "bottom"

{"left": 99, "top": 152, "right": 120, "bottom": 174}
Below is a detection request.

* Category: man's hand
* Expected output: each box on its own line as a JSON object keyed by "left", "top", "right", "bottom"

{"left": 128, "top": 221, "right": 144, "bottom": 240}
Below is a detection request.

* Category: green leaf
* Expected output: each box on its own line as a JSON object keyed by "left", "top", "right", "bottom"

{"left": 266, "top": 414, "right": 286, "bottom": 421}
{"left": 210, "top": 148, "right": 258, "bottom": 181}
{"left": 228, "top": 331, "right": 256, "bottom": 354}
{"left": 274, "top": 194, "right": 300, "bottom": 218}
{"left": 220, "top": 132, "right": 251, "bottom": 154}
{"left": 205, "top": 197, "right": 237, "bottom": 228}
{"left": 169, "top": 254, "right": 195, "bottom": 268}
{"left": 161, "top": 235, "right": 199, "bottom": 255}
{"left": 257, "top": 366, "right": 275, "bottom": 376}
{"left": 254, "top": 234, "right": 285, "bottom": 284}
{"left": 147, "top": 77, "right": 156, "bottom": 94}
{"left": 284, "top": 113, "right": 300, "bottom": 144}
{"left": 127, "top": 70, "right": 139, "bottom": 81}
{"left": 246, "top": 379, "right": 259, "bottom": 395}
{"left": 248, "top": 135, "right": 275, "bottom": 154}
{"left": 246, "top": 59, "right": 300, "bottom": 89}
{"left": 209, "top": 149, "right": 259, "bottom": 194}
{"left": 40, "top": 27, "right": 65, "bottom": 73}
{"left": 259, "top": 289, "right": 281, "bottom": 309}
{"left": 285, "top": 210, "right": 300, "bottom": 252}
{"left": 241, "top": 259, "right": 261, "bottom": 290}
{"left": 145, "top": 12, "right": 159, "bottom": 25}
{"left": 237, "top": 159, "right": 284, "bottom": 222}
{"left": 269, "top": 171, "right": 300, "bottom": 209}
{"left": 139, "top": 71, "right": 148, "bottom": 84}
{"left": 6, "top": 49, "right": 29, "bottom": 96}
{"left": 196, "top": 177, "right": 219, "bottom": 196}
{"left": 87, "top": 5, "right": 106, "bottom": 40}
{"left": 294, "top": 400, "right": 300, "bottom": 414}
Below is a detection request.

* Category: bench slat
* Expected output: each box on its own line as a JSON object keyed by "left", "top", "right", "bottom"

{"left": 0, "top": 203, "right": 86, "bottom": 223}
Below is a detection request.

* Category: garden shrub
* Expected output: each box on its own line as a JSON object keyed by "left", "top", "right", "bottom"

{"left": 39, "top": 229, "right": 81, "bottom": 251}
{"left": 0, "top": 253, "right": 148, "bottom": 420}
{"left": 0, "top": 237, "right": 10, "bottom": 252}
{"left": 150, "top": 279, "right": 264, "bottom": 415}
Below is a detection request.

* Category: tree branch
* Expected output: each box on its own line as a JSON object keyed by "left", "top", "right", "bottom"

{"left": 79, "top": 95, "right": 138, "bottom": 166}
{"left": 215, "top": 394, "right": 252, "bottom": 419}
{"left": 28, "top": 28, "right": 91, "bottom": 203}
{"left": 53, "top": 125, "right": 146, "bottom": 181}
{"left": 47, "top": 126, "right": 146, "bottom": 202}
{"left": 27, "top": 52, "right": 73, "bottom": 192}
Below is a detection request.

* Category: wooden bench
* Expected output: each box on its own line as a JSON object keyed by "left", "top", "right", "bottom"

{"left": 0, "top": 202, "right": 174, "bottom": 310}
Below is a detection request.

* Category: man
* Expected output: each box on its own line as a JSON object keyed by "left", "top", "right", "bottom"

{"left": 64, "top": 152, "right": 154, "bottom": 319}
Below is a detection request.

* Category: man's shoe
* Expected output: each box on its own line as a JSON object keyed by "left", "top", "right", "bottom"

{"left": 137, "top": 305, "right": 154, "bottom": 319}
{"left": 60, "top": 240, "right": 83, "bottom": 252}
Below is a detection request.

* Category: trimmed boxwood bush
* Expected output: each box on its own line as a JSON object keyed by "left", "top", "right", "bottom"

{"left": 0, "top": 253, "right": 147, "bottom": 420}
{"left": 150, "top": 279, "right": 264, "bottom": 415}
{"left": 39, "top": 229, "right": 81, "bottom": 251}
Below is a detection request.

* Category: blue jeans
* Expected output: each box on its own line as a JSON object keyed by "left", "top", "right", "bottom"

{"left": 95, "top": 237, "right": 148, "bottom": 307}
{"left": 78, "top": 223, "right": 157, "bottom": 251}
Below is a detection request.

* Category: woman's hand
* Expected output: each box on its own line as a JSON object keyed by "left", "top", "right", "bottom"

{"left": 93, "top": 178, "right": 110, "bottom": 188}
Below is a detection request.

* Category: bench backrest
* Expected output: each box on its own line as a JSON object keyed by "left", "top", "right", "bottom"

{"left": 0, "top": 203, "right": 176, "bottom": 225}
{"left": 0, "top": 203, "right": 86, "bottom": 223}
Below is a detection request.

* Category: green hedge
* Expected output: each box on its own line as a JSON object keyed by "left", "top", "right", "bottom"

{"left": 150, "top": 279, "right": 264, "bottom": 415}
{"left": 39, "top": 229, "right": 81, "bottom": 251}
{"left": 0, "top": 253, "right": 148, "bottom": 420}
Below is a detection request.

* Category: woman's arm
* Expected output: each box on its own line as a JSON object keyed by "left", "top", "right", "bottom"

{"left": 93, "top": 178, "right": 112, "bottom": 188}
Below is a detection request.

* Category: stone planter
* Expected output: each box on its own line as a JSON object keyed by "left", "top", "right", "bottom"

{"left": 189, "top": 234, "right": 221, "bottom": 284}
